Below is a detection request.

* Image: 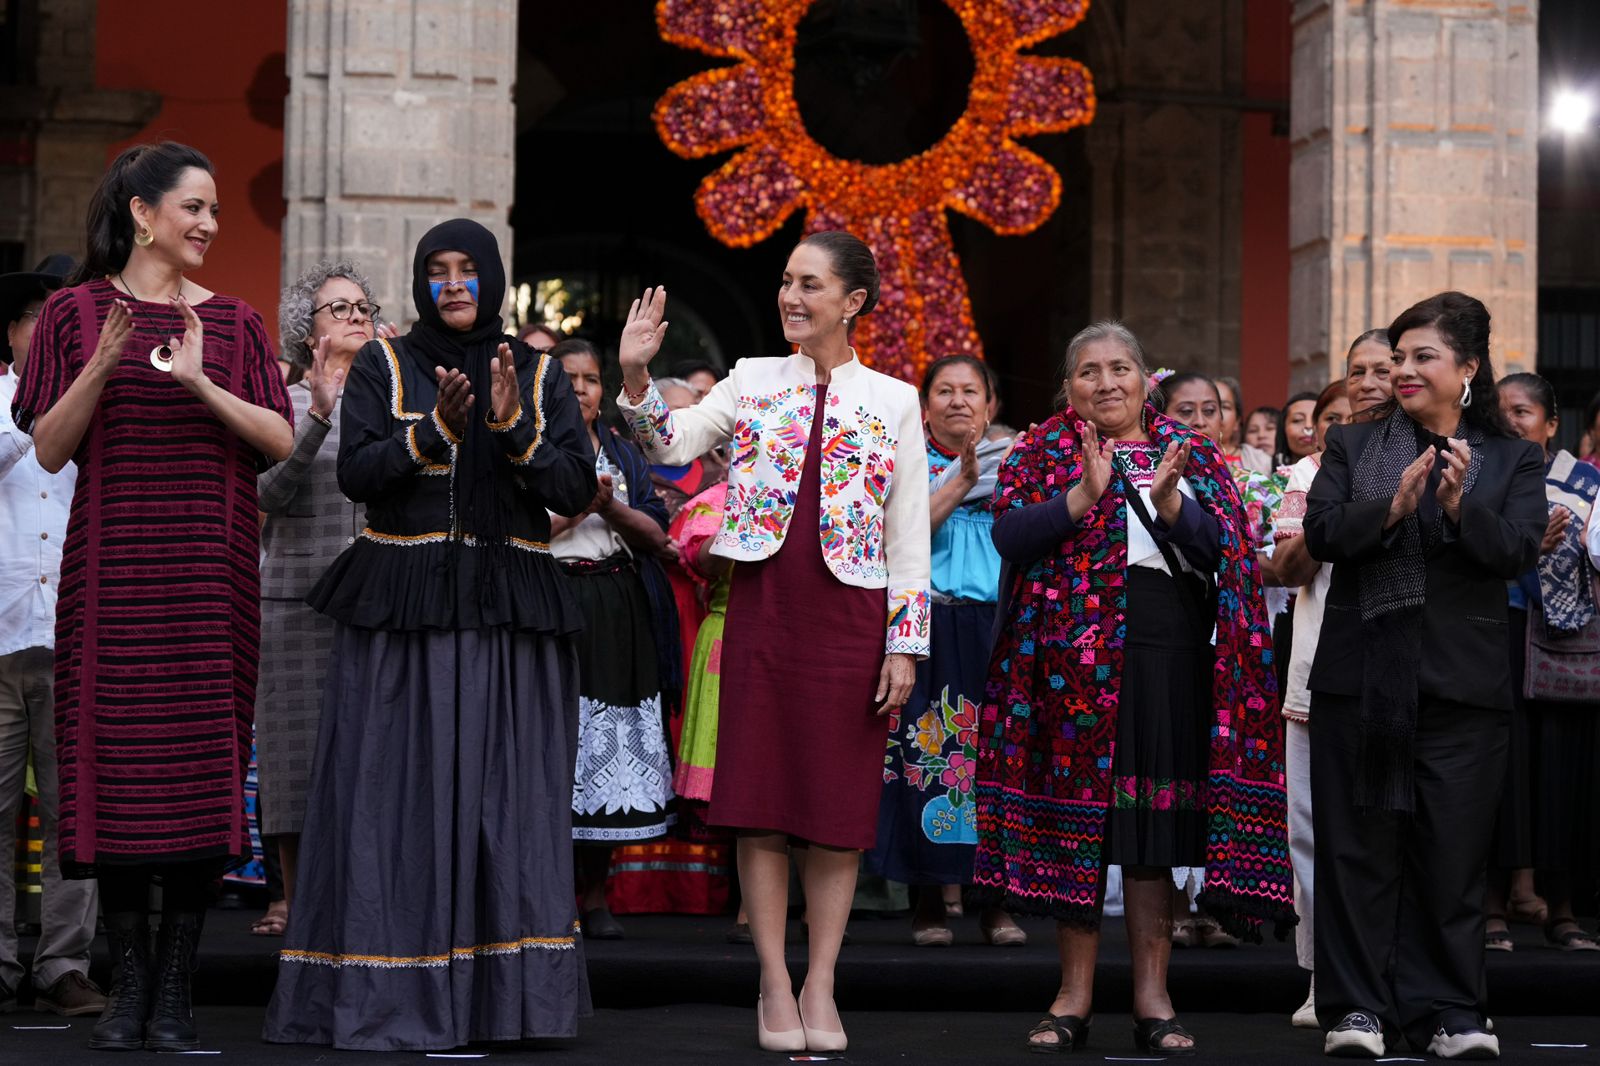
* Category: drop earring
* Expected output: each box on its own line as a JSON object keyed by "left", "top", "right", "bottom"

{"left": 1459, "top": 379, "right": 1473, "bottom": 408}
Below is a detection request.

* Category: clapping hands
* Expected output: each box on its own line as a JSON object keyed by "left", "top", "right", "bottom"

{"left": 1436, "top": 438, "right": 1472, "bottom": 523}
{"left": 1149, "top": 440, "right": 1192, "bottom": 525}
{"left": 1385, "top": 446, "right": 1436, "bottom": 529}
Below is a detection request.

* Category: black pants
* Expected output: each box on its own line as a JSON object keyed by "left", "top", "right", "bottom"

{"left": 1310, "top": 690, "right": 1508, "bottom": 1050}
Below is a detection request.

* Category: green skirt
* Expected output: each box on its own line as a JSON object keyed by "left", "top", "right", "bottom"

{"left": 674, "top": 575, "right": 728, "bottom": 801}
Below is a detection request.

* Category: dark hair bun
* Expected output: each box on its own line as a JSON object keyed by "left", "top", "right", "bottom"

{"left": 800, "top": 230, "right": 879, "bottom": 318}
{"left": 73, "top": 141, "right": 214, "bottom": 286}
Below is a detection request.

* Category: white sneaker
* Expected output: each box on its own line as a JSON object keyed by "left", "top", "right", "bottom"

{"left": 1427, "top": 1024, "right": 1499, "bottom": 1060}
{"left": 1292, "top": 977, "right": 1318, "bottom": 1029}
{"left": 1324, "top": 1011, "right": 1384, "bottom": 1057}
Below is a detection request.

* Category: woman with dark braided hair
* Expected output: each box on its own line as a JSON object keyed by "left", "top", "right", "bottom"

{"left": 263, "top": 219, "right": 598, "bottom": 1051}
{"left": 1306, "top": 292, "right": 1544, "bottom": 1059}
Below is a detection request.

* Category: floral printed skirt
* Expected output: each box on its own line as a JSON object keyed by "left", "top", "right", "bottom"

{"left": 866, "top": 600, "right": 991, "bottom": 885}
{"left": 1104, "top": 567, "right": 1211, "bottom": 869}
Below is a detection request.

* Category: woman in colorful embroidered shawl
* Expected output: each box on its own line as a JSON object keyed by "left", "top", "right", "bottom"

{"left": 974, "top": 322, "right": 1290, "bottom": 1055}
{"left": 1153, "top": 371, "right": 1254, "bottom": 952}
{"left": 1485, "top": 373, "right": 1600, "bottom": 953}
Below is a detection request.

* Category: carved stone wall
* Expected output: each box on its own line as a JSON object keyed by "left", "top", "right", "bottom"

{"left": 1083, "top": 0, "right": 1247, "bottom": 379}
{"left": 1289, "top": 0, "right": 1538, "bottom": 388}
{"left": 283, "top": 0, "right": 518, "bottom": 321}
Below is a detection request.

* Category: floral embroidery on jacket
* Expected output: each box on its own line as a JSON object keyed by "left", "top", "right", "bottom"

{"left": 712, "top": 383, "right": 900, "bottom": 578}
{"left": 619, "top": 355, "right": 931, "bottom": 657}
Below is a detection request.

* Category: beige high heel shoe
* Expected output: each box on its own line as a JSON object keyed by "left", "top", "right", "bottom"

{"left": 757, "top": 995, "right": 805, "bottom": 1053}
{"left": 799, "top": 997, "right": 848, "bottom": 1053}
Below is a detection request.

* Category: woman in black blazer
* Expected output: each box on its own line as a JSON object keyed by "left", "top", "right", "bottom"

{"left": 1303, "top": 292, "right": 1544, "bottom": 1061}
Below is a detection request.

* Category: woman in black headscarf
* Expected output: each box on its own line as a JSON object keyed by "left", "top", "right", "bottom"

{"left": 262, "top": 219, "right": 599, "bottom": 1051}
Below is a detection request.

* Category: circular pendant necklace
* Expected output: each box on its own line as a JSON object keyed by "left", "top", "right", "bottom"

{"left": 118, "top": 273, "right": 182, "bottom": 372}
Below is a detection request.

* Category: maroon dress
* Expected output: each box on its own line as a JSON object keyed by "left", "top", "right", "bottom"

{"left": 709, "top": 384, "right": 888, "bottom": 849}
{"left": 10, "top": 279, "right": 292, "bottom": 876}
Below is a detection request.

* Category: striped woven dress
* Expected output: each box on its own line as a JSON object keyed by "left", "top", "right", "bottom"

{"left": 10, "top": 278, "right": 292, "bottom": 878}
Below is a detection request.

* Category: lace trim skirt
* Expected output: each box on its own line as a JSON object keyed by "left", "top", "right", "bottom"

{"left": 565, "top": 557, "right": 676, "bottom": 843}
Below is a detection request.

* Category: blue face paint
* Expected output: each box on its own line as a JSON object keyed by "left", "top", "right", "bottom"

{"left": 430, "top": 277, "right": 480, "bottom": 305}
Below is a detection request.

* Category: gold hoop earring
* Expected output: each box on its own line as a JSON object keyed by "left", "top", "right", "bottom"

{"left": 134, "top": 227, "right": 154, "bottom": 248}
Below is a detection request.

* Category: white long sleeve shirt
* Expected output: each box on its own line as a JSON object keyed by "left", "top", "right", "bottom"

{"left": 0, "top": 370, "right": 76, "bottom": 655}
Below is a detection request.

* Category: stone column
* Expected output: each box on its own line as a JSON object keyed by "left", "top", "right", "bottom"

{"left": 283, "top": 0, "right": 518, "bottom": 321}
{"left": 1289, "top": 0, "right": 1538, "bottom": 389}
{"left": 1083, "top": 0, "right": 1246, "bottom": 380}
{"left": 0, "top": 0, "right": 159, "bottom": 265}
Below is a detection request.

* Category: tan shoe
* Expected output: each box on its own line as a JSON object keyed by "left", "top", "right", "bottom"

{"left": 980, "top": 921, "right": 1028, "bottom": 947}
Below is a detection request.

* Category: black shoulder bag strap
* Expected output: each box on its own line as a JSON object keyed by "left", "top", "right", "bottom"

{"left": 1116, "top": 456, "right": 1215, "bottom": 637}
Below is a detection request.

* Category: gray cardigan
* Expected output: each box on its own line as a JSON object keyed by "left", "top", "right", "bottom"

{"left": 257, "top": 382, "right": 364, "bottom": 601}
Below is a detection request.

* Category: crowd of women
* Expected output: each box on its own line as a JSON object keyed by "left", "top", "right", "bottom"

{"left": 4, "top": 140, "right": 1598, "bottom": 1061}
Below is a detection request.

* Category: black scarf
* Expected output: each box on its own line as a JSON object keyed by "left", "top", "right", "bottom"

{"left": 1351, "top": 408, "right": 1484, "bottom": 810}
{"left": 404, "top": 218, "right": 515, "bottom": 585}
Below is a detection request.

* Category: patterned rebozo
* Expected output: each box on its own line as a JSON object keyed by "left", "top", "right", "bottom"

{"left": 972, "top": 403, "right": 1294, "bottom": 941}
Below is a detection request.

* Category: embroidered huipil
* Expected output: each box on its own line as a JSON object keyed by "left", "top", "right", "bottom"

{"left": 618, "top": 351, "right": 932, "bottom": 657}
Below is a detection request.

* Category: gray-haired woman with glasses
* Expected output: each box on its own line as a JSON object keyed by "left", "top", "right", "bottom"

{"left": 253, "top": 259, "right": 387, "bottom": 932}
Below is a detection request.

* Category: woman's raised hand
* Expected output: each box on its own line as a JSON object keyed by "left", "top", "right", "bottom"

{"left": 169, "top": 295, "right": 209, "bottom": 393}
{"left": 1150, "top": 440, "right": 1192, "bottom": 525}
{"left": 1079, "top": 422, "right": 1114, "bottom": 497}
{"left": 956, "top": 427, "right": 981, "bottom": 488}
{"left": 1436, "top": 438, "right": 1471, "bottom": 523}
{"left": 489, "top": 342, "right": 520, "bottom": 424}
{"left": 1384, "top": 446, "right": 1436, "bottom": 529}
{"left": 433, "top": 366, "right": 473, "bottom": 437}
{"left": 306, "top": 335, "right": 344, "bottom": 419}
{"left": 1066, "top": 421, "right": 1114, "bottom": 522}
{"left": 85, "top": 299, "right": 135, "bottom": 379}
{"left": 1542, "top": 506, "right": 1572, "bottom": 555}
{"left": 618, "top": 287, "right": 670, "bottom": 392}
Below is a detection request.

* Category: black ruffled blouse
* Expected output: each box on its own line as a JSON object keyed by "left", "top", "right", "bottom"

{"left": 307, "top": 335, "right": 598, "bottom": 633}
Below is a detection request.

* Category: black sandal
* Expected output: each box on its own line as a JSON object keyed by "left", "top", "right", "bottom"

{"left": 1026, "top": 1014, "right": 1090, "bottom": 1054}
{"left": 1484, "top": 915, "right": 1513, "bottom": 952}
{"left": 1133, "top": 1017, "right": 1196, "bottom": 1057}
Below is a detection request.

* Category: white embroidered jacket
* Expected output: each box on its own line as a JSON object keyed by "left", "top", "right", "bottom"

{"left": 618, "top": 352, "right": 931, "bottom": 657}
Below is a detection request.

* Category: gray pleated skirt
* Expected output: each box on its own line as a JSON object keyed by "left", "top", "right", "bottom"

{"left": 255, "top": 598, "right": 335, "bottom": 836}
{"left": 262, "top": 624, "right": 592, "bottom": 1051}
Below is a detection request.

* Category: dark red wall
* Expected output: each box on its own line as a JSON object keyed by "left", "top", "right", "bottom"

{"left": 96, "top": 3, "right": 288, "bottom": 328}
{"left": 1239, "top": 0, "right": 1293, "bottom": 409}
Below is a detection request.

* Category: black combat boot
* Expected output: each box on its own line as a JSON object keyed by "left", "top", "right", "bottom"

{"left": 88, "top": 912, "right": 152, "bottom": 1050}
{"left": 143, "top": 911, "right": 203, "bottom": 1051}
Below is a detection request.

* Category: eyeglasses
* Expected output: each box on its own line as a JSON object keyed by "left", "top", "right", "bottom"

{"left": 312, "top": 299, "right": 380, "bottom": 322}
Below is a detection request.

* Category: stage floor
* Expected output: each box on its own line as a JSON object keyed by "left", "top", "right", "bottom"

{"left": 12, "top": 912, "right": 1600, "bottom": 1062}
{"left": 7, "top": 1006, "right": 1600, "bottom": 1064}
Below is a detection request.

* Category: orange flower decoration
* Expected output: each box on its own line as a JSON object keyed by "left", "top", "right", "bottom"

{"left": 654, "top": 0, "right": 1096, "bottom": 383}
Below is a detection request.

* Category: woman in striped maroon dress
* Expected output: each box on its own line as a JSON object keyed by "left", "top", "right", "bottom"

{"left": 10, "top": 142, "right": 292, "bottom": 1052}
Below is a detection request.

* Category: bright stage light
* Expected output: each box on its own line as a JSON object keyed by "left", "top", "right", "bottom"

{"left": 1550, "top": 89, "right": 1595, "bottom": 136}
